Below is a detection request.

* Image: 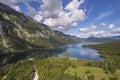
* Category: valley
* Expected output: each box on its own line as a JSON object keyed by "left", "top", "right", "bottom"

{"left": 0, "top": 1, "right": 120, "bottom": 80}
{"left": 0, "top": 40, "right": 120, "bottom": 80}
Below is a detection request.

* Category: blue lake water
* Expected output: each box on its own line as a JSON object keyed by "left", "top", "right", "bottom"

{"left": 53, "top": 42, "right": 103, "bottom": 61}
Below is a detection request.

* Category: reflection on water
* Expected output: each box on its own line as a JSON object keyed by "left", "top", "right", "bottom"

{"left": 0, "top": 42, "right": 103, "bottom": 66}
{"left": 0, "top": 48, "right": 65, "bottom": 66}
{"left": 53, "top": 42, "right": 103, "bottom": 61}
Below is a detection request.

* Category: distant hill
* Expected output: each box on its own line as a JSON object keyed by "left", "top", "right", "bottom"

{"left": 0, "top": 2, "right": 78, "bottom": 53}
{"left": 81, "top": 37, "right": 113, "bottom": 42}
{"left": 109, "top": 36, "right": 120, "bottom": 40}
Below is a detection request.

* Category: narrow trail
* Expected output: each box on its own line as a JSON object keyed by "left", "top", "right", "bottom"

{"left": 33, "top": 64, "right": 41, "bottom": 80}
{"left": 33, "top": 72, "right": 39, "bottom": 80}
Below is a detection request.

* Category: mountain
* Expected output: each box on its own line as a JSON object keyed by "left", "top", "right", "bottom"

{"left": 83, "top": 37, "right": 113, "bottom": 42}
{"left": 0, "top": 2, "right": 78, "bottom": 53}
{"left": 109, "top": 36, "right": 120, "bottom": 40}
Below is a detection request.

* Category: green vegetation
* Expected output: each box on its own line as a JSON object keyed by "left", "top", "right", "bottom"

{"left": 85, "top": 40, "right": 120, "bottom": 74}
{"left": 0, "top": 61, "right": 34, "bottom": 80}
{"left": 34, "top": 58, "right": 81, "bottom": 80}
{"left": 0, "top": 58, "right": 120, "bottom": 80}
{"left": 65, "top": 66, "right": 112, "bottom": 80}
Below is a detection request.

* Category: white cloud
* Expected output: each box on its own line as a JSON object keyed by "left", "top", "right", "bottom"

{"left": 111, "top": 28, "right": 120, "bottom": 34}
{"left": 79, "top": 28, "right": 89, "bottom": 33}
{"left": 65, "top": 0, "right": 85, "bottom": 22}
{"left": 90, "top": 25, "right": 96, "bottom": 29}
{"left": 25, "top": 3, "right": 37, "bottom": 17}
{"left": 65, "top": 0, "right": 84, "bottom": 11}
{"left": 77, "top": 23, "right": 120, "bottom": 38}
{"left": 96, "top": 11, "right": 113, "bottom": 20}
{"left": 33, "top": 13, "right": 43, "bottom": 22}
{"left": 108, "top": 24, "right": 114, "bottom": 30}
{"left": 40, "top": 0, "right": 62, "bottom": 18}
{"left": 12, "top": 5, "right": 21, "bottom": 12}
{"left": 71, "top": 22, "right": 78, "bottom": 27}
{"left": 79, "top": 25, "right": 96, "bottom": 33}
{"left": 77, "top": 30, "right": 113, "bottom": 38}
{"left": 100, "top": 23, "right": 107, "bottom": 27}
{"left": 37, "top": 0, "right": 86, "bottom": 31}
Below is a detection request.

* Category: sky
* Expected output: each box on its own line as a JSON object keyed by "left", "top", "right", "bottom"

{"left": 0, "top": 0, "right": 120, "bottom": 38}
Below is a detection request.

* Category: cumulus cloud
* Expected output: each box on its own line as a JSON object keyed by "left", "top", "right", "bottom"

{"left": 35, "top": 0, "right": 86, "bottom": 31}
{"left": 65, "top": 0, "right": 84, "bottom": 11}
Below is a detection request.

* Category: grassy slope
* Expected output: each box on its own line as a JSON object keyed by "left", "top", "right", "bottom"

{"left": 65, "top": 59, "right": 120, "bottom": 80}
{"left": 65, "top": 66, "right": 112, "bottom": 80}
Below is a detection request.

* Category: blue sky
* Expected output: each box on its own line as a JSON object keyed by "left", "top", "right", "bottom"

{"left": 0, "top": 0, "right": 120, "bottom": 38}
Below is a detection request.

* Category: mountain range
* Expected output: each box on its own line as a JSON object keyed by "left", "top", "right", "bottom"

{"left": 0, "top": 2, "right": 78, "bottom": 53}
{"left": 79, "top": 36, "right": 120, "bottom": 42}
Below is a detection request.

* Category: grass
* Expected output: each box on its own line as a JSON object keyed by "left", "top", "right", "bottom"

{"left": 65, "top": 66, "right": 112, "bottom": 80}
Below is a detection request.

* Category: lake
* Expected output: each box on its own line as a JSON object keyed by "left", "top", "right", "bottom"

{"left": 53, "top": 42, "right": 103, "bottom": 61}
{"left": 0, "top": 42, "right": 103, "bottom": 66}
